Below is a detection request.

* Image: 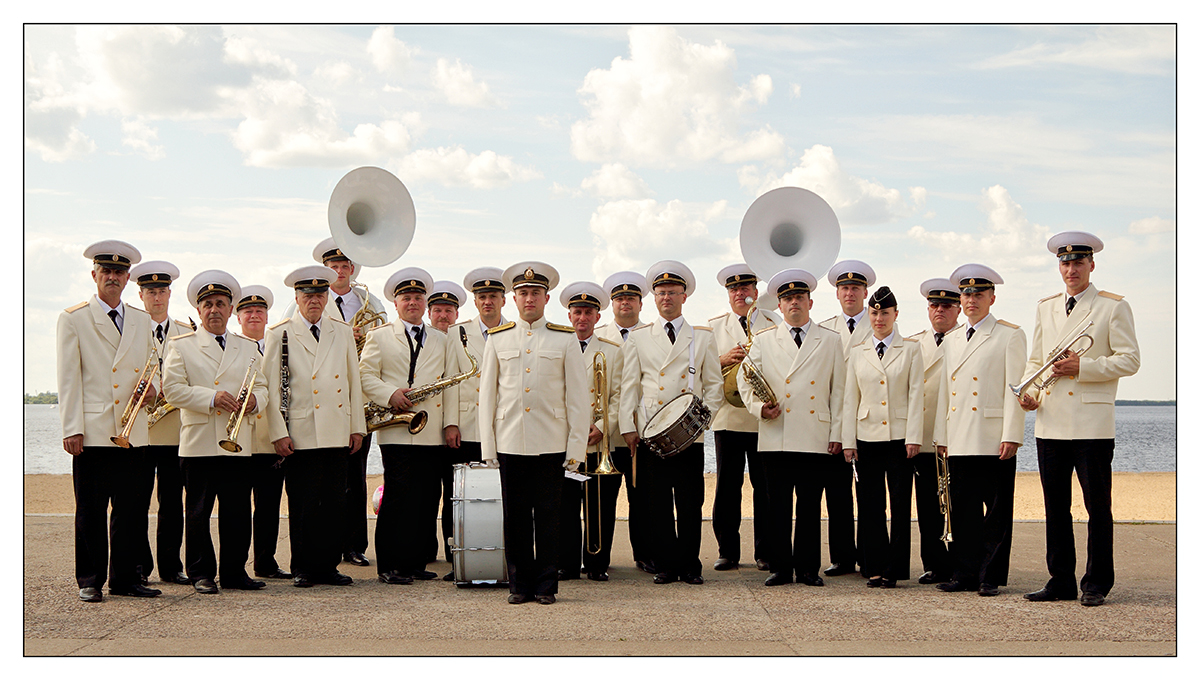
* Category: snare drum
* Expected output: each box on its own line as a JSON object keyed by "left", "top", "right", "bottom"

{"left": 641, "top": 392, "right": 712, "bottom": 458}
{"left": 450, "top": 461, "right": 508, "bottom": 587}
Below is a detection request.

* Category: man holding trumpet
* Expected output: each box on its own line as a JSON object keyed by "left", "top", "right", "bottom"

{"left": 1019, "top": 232, "right": 1140, "bottom": 608}
{"left": 162, "top": 271, "right": 268, "bottom": 594}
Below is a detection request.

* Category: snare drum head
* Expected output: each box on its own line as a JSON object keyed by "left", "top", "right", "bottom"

{"left": 644, "top": 393, "right": 698, "bottom": 437}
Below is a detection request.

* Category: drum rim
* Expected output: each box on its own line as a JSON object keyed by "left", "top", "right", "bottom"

{"left": 643, "top": 392, "right": 700, "bottom": 437}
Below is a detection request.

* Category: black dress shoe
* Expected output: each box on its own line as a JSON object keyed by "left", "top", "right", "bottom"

{"left": 111, "top": 583, "right": 162, "bottom": 598}
{"left": 292, "top": 574, "right": 315, "bottom": 588}
{"left": 635, "top": 560, "right": 657, "bottom": 574}
{"left": 714, "top": 558, "right": 738, "bottom": 571}
{"left": 978, "top": 583, "right": 1000, "bottom": 597}
{"left": 797, "top": 573, "right": 825, "bottom": 587}
{"left": 586, "top": 571, "right": 609, "bottom": 581}
{"left": 536, "top": 594, "right": 556, "bottom": 605}
{"left": 411, "top": 570, "right": 438, "bottom": 581}
{"left": 918, "top": 571, "right": 949, "bottom": 585}
{"left": 223, "top": 576, "right": 266, "bottom": 590}
{"left": 764, "top": 572, "right": 793, "bottom": 587}
{"left": 78, "top": 587, "right": 103, "bottom": 603}
{"left": 192, "top": 579, "right": 219, "bottom": 595}
{"left": 1080, "top": 591, "right": 1105, "bottom": 607}
{"left": 1024, "top": 586, "right": 1076, "bottom": 602}
{"left": 324, "top": 571, "right": 353, "bottom": 586}
{"left": 755, "top": 559, "right": 770, "bottom": 572}
{"left": 653, "top": 573, "right": 678, "bottom": 584}
{"left": 867, "top": 577, "right": 884, "bottom": 588}
{"left": 378, "top": 571, "right": 414, "bottom": 585}
{"left": 823, "top": 563, "right": 855, "bottom": 577}
{"left": 937, "top": 579, "right": 976, "bottom": 593}
{"left": 168, "top": 571, "right": 191, "bottom": 585}
{"left": 881, "top": 578, "right": 897, "bottom": 589}
{"left": 557, "top": 569, "right": 580, "bottom": 580}
{"left": 682, "top": 574, "right": 704, "bottom": 585}
{"left": 343, "top": 552, "right": 370, "bottom": 567}
{"left": 255, "top": 568, "right": 292, "bottom": 580}
{"left": 508, "top": 593, "right": 529, "bottom": 604}
{"left": 442, "top": 571, "right": 456, "bottom": 582}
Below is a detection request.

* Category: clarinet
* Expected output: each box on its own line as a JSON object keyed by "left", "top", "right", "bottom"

{"left": 274, "top": 330, "right": 291, "bottom": 468}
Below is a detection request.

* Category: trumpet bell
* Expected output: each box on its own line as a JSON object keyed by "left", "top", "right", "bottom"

{"left": 740, "top": 187, "right": 841, "bottom": 280}
{"left": 328, "top": 166, "right": 415, "bottom": 267}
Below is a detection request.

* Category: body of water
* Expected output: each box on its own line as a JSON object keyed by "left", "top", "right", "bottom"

{"left": 24, "top": 404, "right": 1176, "bottom": 476}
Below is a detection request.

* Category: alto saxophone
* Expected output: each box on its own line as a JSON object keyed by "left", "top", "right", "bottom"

{"left": 366, "top": 326, "right": 477, "bottom": 434}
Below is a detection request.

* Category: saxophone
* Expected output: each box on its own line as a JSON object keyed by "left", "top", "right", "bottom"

{"left": 365, "top": 326, "right": 477, "bottom": 434}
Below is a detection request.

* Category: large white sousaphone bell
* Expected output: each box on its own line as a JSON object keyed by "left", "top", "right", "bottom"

{"left": 328, "top": 166, "right": 416, "bottom": 268}
{"left": 739, "top": 186, "right": 841, "bottom": 280}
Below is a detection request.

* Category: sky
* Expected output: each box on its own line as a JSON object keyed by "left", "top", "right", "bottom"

{"left": 23, "top": 24, "right": 1177, "bottom": 399}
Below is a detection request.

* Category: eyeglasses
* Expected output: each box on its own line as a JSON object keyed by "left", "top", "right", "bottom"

{"left": 653, "top": 291, "right": 684, "bottom": 299}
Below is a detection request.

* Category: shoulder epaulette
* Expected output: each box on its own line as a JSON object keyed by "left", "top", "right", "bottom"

{"left": 597, "top": 336, "right": 621, "bottom": 347}
{"left": 1038, "top": 292, "right": 1063, "bottom": 303}
{"left": 486, "top": 321, "right": 516, "bottom": 335}
{"left": 173, "top": 318, "right": 191, "bottom": 329}
{"left": 126, "top": 305, "right": 146, "bottom": 314}
{"left": 174, "top": 330, "right": 196, "bottom": 340}
{"left": 372, "top": 322, "right": 394, "bottom": 330}
{"left": 996, "top": 319, "right": 1020, "bottom": 329}
{"left": 328, "top": 316, "right": 350, "bottom": 326}
{"left": 594, "top": 322, "right": 609, "bottom": 330}
{"left": 753, "top": 324, "right": 777, "bottom": 336}
{"left": 229, "top": 331, "right": 247, "bottom": 341}
{"left": 850, "top": 340, "right": 869, "bottom": 349}
{"left": 693, "top": 325, "right": 712, "bottom": 332}
{"left": 1098, "top": 291, "right": 1124, "bottom": 301}
{"left": 65, "top": 300, "right": 88, "bottom": 313}
{"left": 268, "top": 318, "right": 291, "bottom": 330}
{"left": 546, "top": 322, "right": 574, "bottom": 333}
{"left": 708, "top": 312, "right": 730, "bottom": 322}
{"left": 906, "top": 330, "right": 928, "bottom": 341}
{"left": 632, "top": 323, "right": 652, "bottom": 332}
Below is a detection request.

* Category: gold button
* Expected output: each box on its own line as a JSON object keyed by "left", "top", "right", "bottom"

{"left": 312, "top": 375, "right": 316, "bottom": 380}
{"left": 658, "top": 400, "right": 663, "bottom": 405}
{"left": 476, "top": 388, "right": 479, "bottom": 392}
{"left": 811, "top": 381, "right": 816, "bottom": 385}
{"left": 525, "top": 388, "right": 530, "bottom": 392}
{"left": 680, "top": 374, "right": 686, "bottom": 379}
{"left": 1068, "top": 391, "right": 1074, "bottom": 396}
{"left": 952, "top": 377, "right": 956, "bottom": 381}
{"left": 660, "top": 371, "right": 665, "bottom": 377}
{"left": 112, "top": 368, "right": 117, "bottom": 373}
{"left": 881, "top": 401, "right": 886, "bottom": 406}
{"left": 924, "top": 379, "right": 927, "bottom": 384}
{"left": 785, "top": 393, "right": 791, "bottom": 398}
{"left": 527, "top": 331, "right": 533, "bottom": 336}
{"left": 659, "top": 386, "right": 664, "bottom": 390}
{"left": 590, "top": 388, "right": 595, "bottom": 393}
{"left": 215, "top": 380, "right": 220, "bottom": 385}
{"left": 526, "top": 349, "right": 531, "bottom": 354}
{"left": 879, "top": 380, "right": 885, "bottom": 385}
{"left": 337, "top": 388, "right": 342, "bottom": 393}
{"left": 114, "top": 399, "right": 120, "bottom": 404}
{"left": 972, "top": 377, "right": 978, "bottom": 381}
{"left": 882, "top": 420, "right": 887, "bottom": 425}
{"left": 113, "top": 384, "right": 119, "bottom": 388}
{"left": 315, "top": 404, "right": 320, "bottom": 409}
{"left": 951, "top": 407, "right": 956, "bottom": 412}
{"left": 952, "top": 392, "right": 956, "bottom": 396}
{"left": 525, "top": 407, "right": 531, "bottom": 412}
{"left": 785, "top": 379, "right": 791, "bottom": 384}
{"left": 314, "top": 390, "right": 319, "bottom": 394}
{"left": 338, "top": 403, "right": 343, "bottom": 408}
{"left": 810, "top": 395, "right": 815, "bottom": 400}
{"left": 335, "top": 374, "right": 340, "bottom": 379}
{"left": 217, "top": 411, "right": 222, "bottom": 416}
{"left": 1069, "top": 376, "right": 1075, "bottom": 380}
{"left": 525, "top": 368, "right": 530, "bottom": 373}
{"left": 681, "top": 389, "right": 686, "bottom": 393}
{"left": 972, "top": 392, "right": 977, "bottom": 396}
{"left": 256, "top": 414, "right": 262, "bottom": 419}
{"left": 971, "top": 407, "right": 977, "bottom": 411}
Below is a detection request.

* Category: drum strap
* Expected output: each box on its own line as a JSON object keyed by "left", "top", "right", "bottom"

{"left": 687, "top": 331, "right": 697, "bottom": 393}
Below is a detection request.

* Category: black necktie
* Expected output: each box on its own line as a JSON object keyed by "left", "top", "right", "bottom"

{"left": 1066, "top": 296, "right": 1076, "bottom": 316}
{"left": 792, "top": 328, "right": 803, "bottom": 348}
{"left": 934, "top": 332, "right": 944, "bottom": 347}
{"left": 413, "top": 325, "right": 423, "bottom": 347}
{"left": 966, "top": 327, "right": 975, "bottom": 342}
{"left": 108, "top": 309, "right": 121, "bottom": 334}
{"left": 335, "top": 296, "right": 346, "bottom": 320}
{"left": 739, "top": 315, "right": 748, "bottom": 337}
{"left": 847, "top": 317, "right": 856, "bottom": 334}
{"left": 580, "top": 340, "right": 587, "bottom": 353}
{"left": 876, "top": 342, "right": 886, "bottom": 360}
{"left": 216, "top": 335, "right": 225, "bottom": 351}
{"left": 620, "top": 328, "right": 628, "bottom": 342}
{"left": 310, "top": 324, "right": 320, "bottom": 341}
{"left": 155, "top": 324, "right": 164, "bottom": 343}
{"left": 666, "top": 322, "right": 676, "bottom": 344}
{"left": 258, "top": 342, "right": 264, "bottom": 356}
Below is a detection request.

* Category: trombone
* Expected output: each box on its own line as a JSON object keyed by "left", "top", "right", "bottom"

{"left": 219, "top": 357, "right": 259, "bottom": 453}
{"left": 585, "top": 352, "right": 620, "bottom": 555}
{"left": 1009, "top": 321, "right": 1095, "bottom": 398}
{"left": 112, "top": 348, "right": 160, "bottom": 448}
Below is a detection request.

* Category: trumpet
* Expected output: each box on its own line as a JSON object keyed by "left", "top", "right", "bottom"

{"left": 586, "top": 352, "right": 620, "bottom": 555}
{"left": 219, "top": 357, "right": 259, "bottom": 453}
{"left": 1009, "top": 321, "right": 1094, "bottom": 398}
{"left": 349, "top": 282, "right": 387, "bottom": 355}
{"left": 112, "top": 348, "right": 160, "bottom": 448}
{"left": 365, "top": 326, "right": 476, "bottom": 434}
{"left": 936, "top": 449, "right": 953, "bottom": 547}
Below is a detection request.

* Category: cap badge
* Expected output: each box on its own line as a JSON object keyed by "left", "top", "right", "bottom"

{"left": 524, "top": 267, "right": 534, "bottom": 280}
{"left": 411, "top": 280, "right": 417, "bottom": 287}
{"left": 581, "top": 293, "right": 588, "bottom": 301}
{"left": 848, "top": 272, "right": 856, "bottom": 280}
{"left": 151, "top": 274, "right": 159, "bottom": 281}
{"left": 734, "top": 275, "right": 740, "bottom": 282}
{"left": 622, "top": 285, "right": 629, "bottom": 291}
{"left": 1066, "top": 245, "right": 1073, "bottom": 252}
{"left": 111, "top": 254, "right": 118, "bottom": 262}
{"left": 788, "top": 283, "right": 795, "bottom": 289}
{"left": 207, "top": 284, "right": 214, "bottom": 291}
{"left": 874, "top": 302, "right": 881, "bottom": 309}
{"left": 484, "top": 280, "right": 491, "bottom": 286}
{"left": 969, "top": 278, "right": 976, "bottom": 285}
{"left": 312, "top": 279, "right": 318, "bottom": 286}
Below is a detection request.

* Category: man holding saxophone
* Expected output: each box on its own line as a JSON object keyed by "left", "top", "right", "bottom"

{"left": 162, "top": 271, "right": 268, "bottom": 594}
{"left": 57, "top": 240, "right": 160, "bottom": 602}
{"left": 1019, "top": 232, "right": 1140, "bottom": 608}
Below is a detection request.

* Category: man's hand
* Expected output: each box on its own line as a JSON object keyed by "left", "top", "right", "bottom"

{"left": 719, "top": 346, "right": 746, "bottom": 369}
{"left": 1050, "top": 349, "right": 1080, "bottom": 378}
{"left": 587, "top": 423, "right": 604, "bottom": 447}
{"left": 63, "top": 434, "right": 83, "bottom": 456}
{"left": 242, "top": 394, "right": 257, "bottom": 414}
{"left": 350, "top": 433, "right": 364, "bottom": 454}
{"left": 214, "top": 390, "right": 240, "bottom": 413}
{"left": 761, "top": 403, "right": 781, "bottom": 420}
{"left": 828, "top": 441, "right": 842, "bottom": 456}
{"left": 622, "top": 432, "right": 639, "bottom": 450}
{"left": 905, "top": 443, "right": 920, "bottom": 459}
{"left": 444, "top": 425, "right": 461, "bottom": 449}
{"left": 937, "top": 445, "right": 947, "bottom": 456}
{"left": 142, "top": 382, "right": 157, "bottom": 404}
{"left": 843, "top": 448, "right": 858, "bottom": 464}
{"left": 352, "top": 326, "right": 365, "bottom": 344}
{"left": 1019, "top": 393, "right": 1039, "bottom": 411}
{"left": 388, "top": 387, "right": 414, "bottom": 411}
{"left": 274, "top": 437, "right": 295, "bottom": 457}
{"left": 998, "top": 441, "right": 1019, "bottom": 460}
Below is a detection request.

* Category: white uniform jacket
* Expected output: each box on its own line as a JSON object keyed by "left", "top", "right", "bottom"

{"left": 56, "top": 297, "right": 154, "bottom": 448}
{"left": 148, "top": 317, "right": 194, "bottom": 447}
{"left": 934, "top": 316, "right": 1027, "bottom": 456}
{"left": 618, "top": 318, "right": 723, "bottom": 437}
{"left": 162, "top": 330, "right": 268, "bottom": 458}
{"left": 908, "top": 325, "right": 960, "bottom": 452}
{"left": 359, "top": 322, "right": 457, "bottom": 447}
{"left": 1022, "top": 284, "right": 1140, "bottom": 440}
{"left": 842, "top": 327, "right": 924, "bottom": 446}
{"left": 478, "top": 317, "right": 590, "bottom": 460}
{"left": 738, "top": 323, "right": 845, "bottom": 454}
{"left": 264, "top": 314, "right": 367, "bottom": 449}
{"left": 448, "top": 316, "right": 495, "bottom": 443}
{"left": 581, "top": 335, "right": 624, "bottom": 455}
{"left": 710, "top": 309, "right": 781, "bottom": 433}
{"left": 819, "top": 313, "right": 873, "bottom": 358}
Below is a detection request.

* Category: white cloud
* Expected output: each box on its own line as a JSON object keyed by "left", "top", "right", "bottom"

{"left": 588, "top": 198, "right": 732, "bottom": 277}
{"left": 120, "top": 116, "right": 165, "bottom": 160}
{"left": 395, "top": 146, "right": 540, "bottom": 189}
{"left": 367, "top": 26, "right": 414, "bottom": 76}
{"left": 738, "top": 145, "right": 926, "bottom": 226}
{"left": 570, "top": 26, "right": 784, "bottom": 167}
{"left": 1130, "top": 216, "right": 1175, "bottom": 235}
{"left": 907, "top": 185, "right": 1054, "bottom": 275}
{"left": 790, "top": 83, "right": 802, "bottom": 99}
{"left": 977, "top": 26, "right": 1176, "bottom": 75}
{"left": 431, "top": 58, "right": 498, "bottom": 108}
{"left": 581, "top": 164, "right": 654, "bottom": 199}
{"left": 24, "top": 106, "right": 96, "bottom": 162}
{"left": 313, "top": 61, "right": 360, "bottom": 88}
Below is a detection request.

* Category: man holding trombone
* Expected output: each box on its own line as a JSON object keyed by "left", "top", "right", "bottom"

{"left": 162, "top": 271, "right": 268, "bottom": 594}
{"left": 1019, "top": 232, "right": 1140, "bottom": 608}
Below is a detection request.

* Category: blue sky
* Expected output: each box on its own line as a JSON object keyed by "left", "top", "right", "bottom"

{"left": 24, "top": 24, "right": 1176, "bottom": 398}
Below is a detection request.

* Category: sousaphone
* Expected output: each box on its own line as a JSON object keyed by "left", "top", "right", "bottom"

{"left": 328, "top": 166, "right": 416, "bottom": 267}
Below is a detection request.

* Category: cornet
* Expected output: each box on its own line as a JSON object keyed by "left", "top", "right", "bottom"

{"left": 112, "top": 348, "right": 160, "bottom": 448}
{"left": 1009, "top": 321, "right": 1094, "bottom": 398}
{"left": 219, "top": 357, "right": 259, "bottom": 453}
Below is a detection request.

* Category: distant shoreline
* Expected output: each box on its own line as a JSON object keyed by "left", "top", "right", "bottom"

{"left": 1114, "top": 400, "right": 1176, "bottom": 406}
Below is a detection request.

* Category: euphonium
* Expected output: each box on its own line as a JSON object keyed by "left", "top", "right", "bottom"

{"left": 349, "top": 282, "right": 388, "bottom": 355}
{"left": 112, "top": 348, "right": 160, "bottom": 448}
{"left": 366, "top": 326, "right": 476, "bottom": 434}
{"left": 585, "top": 351, "right": 620, "bottom": 555}
{"left": 936, "top": 449, "right": 953, "bottom": 547}
{"left": 218, "top": 357, "right": 259, "bottom": 453}
{"left": 1010, "top": 321, "right": 1095, "bottom": 398}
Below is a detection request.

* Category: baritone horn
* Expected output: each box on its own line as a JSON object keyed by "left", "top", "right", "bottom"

{"left": 586, "top": 351, "right": 620, "bottom": 555}
{"left": 1009, "top": 321, "right": 1095, "bottom": 398}
{"left": 328, "top": 166, "right": 415, "bottom": 268}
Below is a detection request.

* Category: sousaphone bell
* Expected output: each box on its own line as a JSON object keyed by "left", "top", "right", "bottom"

{"left": 328, "top": 166, "right": 416, "bottom": 268}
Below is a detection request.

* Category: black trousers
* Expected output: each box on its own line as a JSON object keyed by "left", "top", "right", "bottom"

{"left": 432, "top": 440, "right": 483, "bottom": 563}
{"left": 285, "top": 447, "right": 348, "bottom": 579}
{"left": 819, "top": 452, "right": 857, "bottom": 568}
{"left": 947, "top": 455, "right": 1016, "bottom": 587}
{"left": 1036, "top": 438, "right": 1115, "bottom": 596}
{"left": 611, "top": 446, "right": 652, "bottom": 567}
{"left": 854, "top": 440, "right": 912, "bottom": 580}
{"left": 249, "top": 453, "right": 286, "bottom": 575}
{"left": 341, "top": 432, "right": 370, "bottom": 556}
{"left": 646, "top": 442, "right": 704, "bottom": 578}
{"left": 134, "top": 444, "right": 184, "bottom": 580}
{"left": 180, "top": 456, "right": 253, "bottom": 583}
{"left": 73, "top": 446, "right": 145, "bottom": 590}
{"left": 761, "top": 451, "right": 825, "bottom": 578}
{"left": 911, "top": 451, "right": 951, "bottom": 577}
{"left": 375, "top": 443, "right": 440, "bottom": 575}
{"left": 712, "top": 430, "right": 770, "bottom": 564}
{"left": 498, "top": 452, "right": 565, "bottom": 597}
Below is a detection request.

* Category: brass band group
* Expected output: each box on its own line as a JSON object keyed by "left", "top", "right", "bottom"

{"left": 57, "top": 177, "right": 1140, "bottom": 609}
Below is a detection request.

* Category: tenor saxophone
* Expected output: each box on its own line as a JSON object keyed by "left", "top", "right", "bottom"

{"left": 365, "top": 326, "right": 477, "bottom": 434}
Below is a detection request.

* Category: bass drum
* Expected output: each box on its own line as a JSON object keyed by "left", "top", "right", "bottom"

{"left": 450, "top": 461, "right": 508, "bottom": 587}
{"left": 641, "top": 393, "right": 712, "bottom": 458}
